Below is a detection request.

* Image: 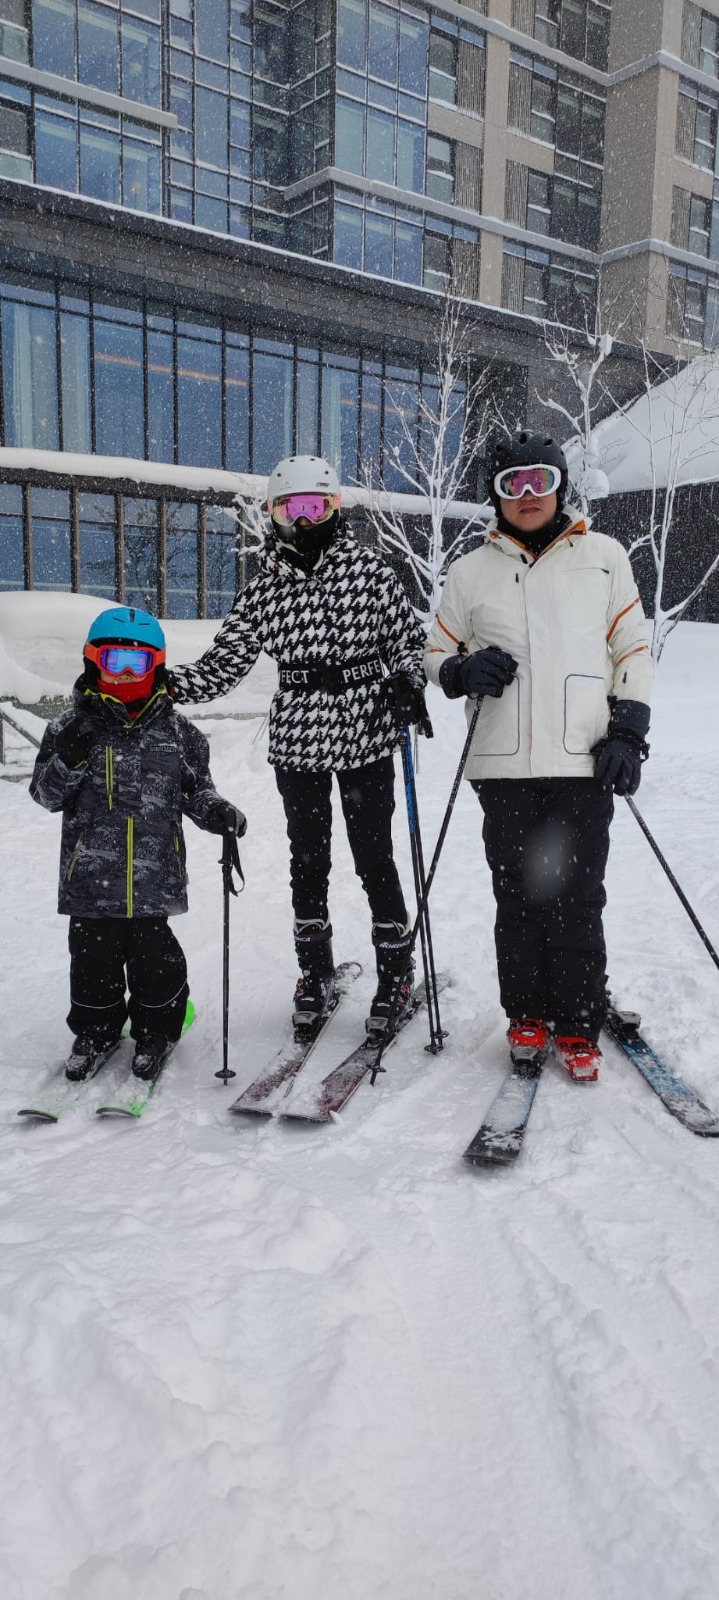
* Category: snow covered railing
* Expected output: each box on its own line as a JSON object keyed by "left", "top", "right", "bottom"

{"left": 0, "top": 702, "right": 43, "bottom": 781}
{"left": 0, "top": 447, "right": 488, "bottom": 522}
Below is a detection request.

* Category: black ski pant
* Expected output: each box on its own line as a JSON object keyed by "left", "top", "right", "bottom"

{"left": 473, "top": 778, "right": 614, "bottom": 1042}
{"left": 68, "top": 916, "right": 189, "bottom": 1043}
{"left": 274, "top": 756, "right": 408, "bottom": 929}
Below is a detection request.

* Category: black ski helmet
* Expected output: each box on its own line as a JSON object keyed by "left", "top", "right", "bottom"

{"left": 486, "top": 430, "right": 569, "bottom": 513}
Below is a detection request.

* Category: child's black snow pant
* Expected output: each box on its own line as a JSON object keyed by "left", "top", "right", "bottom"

{"left": 67, "top": 916, "right": 189, "bottom": 1044}
{"left": 474, "top": 778, "right": 614, "bottom": 1042}
{"left": 274, "top": 756, "right": 408, "bottom": 929}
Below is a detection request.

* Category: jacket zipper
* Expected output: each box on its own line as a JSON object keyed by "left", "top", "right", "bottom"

{"left": 66, "top": 840, "right": 84, "bottom": 880}
{"left": 105, "top": 744, "right": 114, "bottom": 810}
{"left": 127, "top": 817, "right": 134, "bottom": 917}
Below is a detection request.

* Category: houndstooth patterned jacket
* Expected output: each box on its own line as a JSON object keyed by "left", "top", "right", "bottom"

{"left": 170, "top": 531, "right": 425, "bottom": 771}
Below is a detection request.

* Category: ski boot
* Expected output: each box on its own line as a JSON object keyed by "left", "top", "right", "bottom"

{"left": 366, "top": 921, "right": 415, "bottom": 1037}
{"left": 507, "top": 1018, "right": 550, "bottom": 1067}
{"left": 553, "top": 1034, "right": 602, "bottom": 1083}
{"left": 65, "top": 1031, "right": 122, "bottom": 1082}
{"left": 292, "top": 917, "right": 335, "bottom": 1034}
{"left": 132, "top": 1034, "right": 176, "bottom": 1081}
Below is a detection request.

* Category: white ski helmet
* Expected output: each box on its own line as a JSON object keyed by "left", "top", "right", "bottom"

{"left": 266, "top": 455, "right": 341, "bottom": 510}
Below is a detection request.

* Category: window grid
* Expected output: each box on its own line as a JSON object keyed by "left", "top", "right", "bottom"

{"left": 331, "top": 185, "right": 479, "bottom": 292}
{"left": 511, "top": 0, "right": 610, "bottom": 69}
{"left": 667, "top": 262, "right": 719, "bottom": 346}
{"left": 501, "top": 241, "right": 597, "bottom": 329}
{"left": 21, "top": 0, "right": 490, "bottom": 300}
{"left": 689, "top": 193, "right": 711, "bottom": 256}
{"left": 676, "top": 81, "right": 719, "bottom": 172}
{"left": 0, "top": 270, "right": 473, "bottom": 498}
{"left": 25, "top": 0, "right": 165, "bottom": 212}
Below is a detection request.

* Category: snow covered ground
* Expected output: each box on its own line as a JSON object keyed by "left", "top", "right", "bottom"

{"left": 1, "top": 603, "right": 719, "bottom": 1600}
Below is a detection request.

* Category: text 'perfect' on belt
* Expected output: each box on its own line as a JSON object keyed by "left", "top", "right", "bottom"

{"left": 277, "top": 656, "right": 384, "bottom": 694}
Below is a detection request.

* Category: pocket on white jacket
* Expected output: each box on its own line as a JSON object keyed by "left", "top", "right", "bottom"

{"left": 563, "top": 674, "right": 608, "bottom": 755}
{"left": 474, "top": 677, "right": 521, "bottom": 758}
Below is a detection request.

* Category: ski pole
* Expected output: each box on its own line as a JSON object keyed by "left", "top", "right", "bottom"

{"left": 370, "top": 695, "right": 482, "bottom": 1083}
{"left": 401, "top": 727, "right": 442, "bottom": 1049}
{"left": 215, "top": 833, "right": 245, "bottom": 1083}
{"left": 399, "top": 726, "right": 444, "bottom": 1052}
{"left": 625, "top": 796, "right": 719, "bottom": 975}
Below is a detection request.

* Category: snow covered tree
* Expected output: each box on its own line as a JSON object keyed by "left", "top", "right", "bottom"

{"left": 536, "top": 279, "right": 630, "bottom": 516}
{"left": 535, "top": 275, "right": 719, "bottom": 660}
{"left": 359, "top": 294, "right": 498, "bottom": 625}
{"left": 615, "top": 346, "right": 719, "bottom": 660}
{"left": 233, "top": 488, "right": 268, "bottom": 590}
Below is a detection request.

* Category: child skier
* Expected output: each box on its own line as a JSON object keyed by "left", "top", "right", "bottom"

{"left": 167, "top": 455, "right": 429, "bottom": 1036}
{"left": 30, "top": 605, "right": 246, "bottom": 1081}
{"left": 424, "top": 430, "right": 653, "bottom": 1083}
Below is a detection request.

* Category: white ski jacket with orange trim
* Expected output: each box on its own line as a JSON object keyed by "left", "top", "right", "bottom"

{"left": 423, "top": 509, "right": 653, "bottom": 781}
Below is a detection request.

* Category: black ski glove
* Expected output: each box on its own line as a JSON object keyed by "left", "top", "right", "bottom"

{"left": 54, "top": 718, "right": 99, "bottom": 769}
{"left": 440, "top": 646, "right": 518, "bottom": 700}
{"left": 592, "top": 699, "right": 650, "bottom": 796}
{"left": 206, "top": 800, "right": 248, "bottom": 837}
{"left": 376, "top": 671, "right": 433, "bottom": 737}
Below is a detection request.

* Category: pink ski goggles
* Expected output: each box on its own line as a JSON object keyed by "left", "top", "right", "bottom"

{"left": 494, "top": 463, "right": 562, "bottom": 499}
{"left": 270, "top": 492, "right": 341, "bottom": 528}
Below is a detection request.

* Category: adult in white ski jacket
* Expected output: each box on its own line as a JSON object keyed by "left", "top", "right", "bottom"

{"left": 426, "top": 508, "right": 652, "bottom": 780}
{"left": 424, "top": 430, "right": 653, "bottom": 1081}
{"left": 169, "top": 455, "right": 429, "bottom": 1035}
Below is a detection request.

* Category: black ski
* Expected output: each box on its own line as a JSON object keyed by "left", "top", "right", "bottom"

{"left": 463, "top": 1051, "right": 545, "bottom": 1167}
{"left": 279, "top": 973, "right": 449, "bottom": 1124}
{"left": 229, "top": 961, "right": 363, "bottom": 1118}
{"left": 604, "top": 1005, "right": 719, "bottom": 1137}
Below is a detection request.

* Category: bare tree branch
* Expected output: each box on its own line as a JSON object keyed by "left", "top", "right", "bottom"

{"left": 535, "top": 271, "right": 626, "bottom": 517}
{"left": 359, "top": 289, "right": 498, "bottom": 624}
{"left": 233, "top": 490, "right": 268, "bottom": 592}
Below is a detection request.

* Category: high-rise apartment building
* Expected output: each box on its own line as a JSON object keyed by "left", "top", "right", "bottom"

{"left": 0, "top": 0, "right": 711, "bottom": 612}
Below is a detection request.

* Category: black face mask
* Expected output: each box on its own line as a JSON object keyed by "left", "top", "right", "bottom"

{"left": 272, "top": 510, "right": 340, "bottom": 571}
{"left": 495, "top": 499, "right": 567, "bottom": 554}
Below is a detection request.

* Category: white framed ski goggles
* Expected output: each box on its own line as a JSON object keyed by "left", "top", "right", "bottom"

{"left": 269, "top": 492, "right": 341, "bottom": 528}
{"left": 493, "top": 463, "right": 562, "bottom": 499}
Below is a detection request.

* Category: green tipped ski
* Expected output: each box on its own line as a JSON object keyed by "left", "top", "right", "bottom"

{"left": 96, "top": 1000, "right": 196, "bottom": 1119}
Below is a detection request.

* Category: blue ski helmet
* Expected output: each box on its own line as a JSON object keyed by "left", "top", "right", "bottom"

{"left": 86, "top": 606, "right": 165, "bottom": 651}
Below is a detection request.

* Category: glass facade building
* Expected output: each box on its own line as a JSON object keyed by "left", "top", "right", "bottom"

{"left": 0, "top": 0, "right": 485, "bottom": 286}
{"left": 0, "top": 269, "right": 462, "bottom": 485}
{"left": 0, "top": 0, "right": 616, "bottom": 499}
{"left": 0, "top": 0, "right": 494, "bottom": 610}
{"left": 4, "top": 0, "right": 712, "bottom": 614}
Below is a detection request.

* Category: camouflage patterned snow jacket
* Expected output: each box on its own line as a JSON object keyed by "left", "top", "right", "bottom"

{"left": 30, "top": 683, "right": 226, "bottom": 918}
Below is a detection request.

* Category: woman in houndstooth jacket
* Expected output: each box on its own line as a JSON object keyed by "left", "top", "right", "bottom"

{"left": 169, "top": 455, "right": 431, "bottom": 1036}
